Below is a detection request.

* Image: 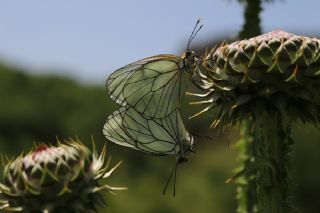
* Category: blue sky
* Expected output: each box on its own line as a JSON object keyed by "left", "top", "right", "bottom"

{"left": 0, "top": 0, "right": 319, "bottom": 84}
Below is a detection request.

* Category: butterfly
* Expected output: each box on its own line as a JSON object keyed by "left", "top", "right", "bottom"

{"left": 103, "top": 107, "right": 195, "bottom": 195}
{"left": 103, "top": 106, "right": 194, "bottom": 157}
{"left": 106, "top": 20, "right": 203, "bottom": 119}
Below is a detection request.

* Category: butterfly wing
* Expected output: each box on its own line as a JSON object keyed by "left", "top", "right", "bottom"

{"left": 103, "top": 107, "right": 192, "bottom": 156}
{"left": 106, "top": 55, "right": 189, "bottom": 118}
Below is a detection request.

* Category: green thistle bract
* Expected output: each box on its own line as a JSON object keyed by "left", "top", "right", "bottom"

{"left": 0, "top": 139, "right": 125, "bottom": 213}
{"left": 193, "top": 30, "right": 320, "bottom": 127}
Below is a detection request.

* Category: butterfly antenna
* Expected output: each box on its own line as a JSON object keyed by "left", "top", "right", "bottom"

{"left": 163, "top": 161, "right": 179, "bottom": 196}
{"left": 187, "top": 19, "right": 203, "bottom": 50}
{"left": 173, "top": 161, "right": 179, "bottom": 196}
{"left": 190, "top": 24, "right": 203, "bottom": 46}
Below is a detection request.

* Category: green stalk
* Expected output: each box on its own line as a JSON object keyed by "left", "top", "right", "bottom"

{"left": 235, "top": 121, "right": 257, "bottom": 213}
{"left": 236, "top": 112, "right": 293, "bottom": 213}
{"left": 238, "top": 0, "right": 262, "bottom": 39}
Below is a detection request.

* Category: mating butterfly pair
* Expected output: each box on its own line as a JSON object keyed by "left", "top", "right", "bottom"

{"left": 103, "top": 54, "right": 196, "bottom": 161}
{"left": 103, "top": 20, "right": 203, "bottom": 195}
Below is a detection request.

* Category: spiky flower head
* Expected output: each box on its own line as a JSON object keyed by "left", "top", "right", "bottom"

{"left": 191, "top": 30, "right": 320, "bottom": 127}
{"left": 0, "top": 139, "right": 125, "bottom": 213}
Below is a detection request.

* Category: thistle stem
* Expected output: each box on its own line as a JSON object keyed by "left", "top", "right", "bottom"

{"left": 239, "top": 0, "right": 262, "bottom": 39}
{"left": 236, "top": 112, "right": 293, "bottom": 213}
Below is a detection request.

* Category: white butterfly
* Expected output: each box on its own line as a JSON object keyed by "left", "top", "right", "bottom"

{"left": 106, "top": 20, "right": 203, "bottom": 118}
{"left": 103, "top": 107, "right": 194, "bottom": 157}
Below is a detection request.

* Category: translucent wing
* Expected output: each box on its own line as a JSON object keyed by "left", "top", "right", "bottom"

{"left": 103, "top": 107, "right": 194, "bottom": 156}
{"left": 106, "top": 55, "right": 190, "bottom": 118}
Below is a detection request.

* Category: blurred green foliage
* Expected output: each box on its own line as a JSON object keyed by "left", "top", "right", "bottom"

{"left": 0, "top": 63, "right": 319, "bottom": 212}
{"left": 0, "top": 64, "right": 238, "bottom": 212}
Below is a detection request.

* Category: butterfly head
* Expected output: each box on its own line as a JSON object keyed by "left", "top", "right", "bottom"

{"left": 178, "top": 156, "right": 188, "bottom": 164}
{"left": 182, "top": 19, "right": 203, "bottom": 76}
{"left": 182, "top": 50, "right": 198, "bottom": 72}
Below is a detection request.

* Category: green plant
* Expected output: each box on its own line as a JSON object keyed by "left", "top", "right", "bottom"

{"left": 191, "top": 30, "right": 320, "bottom": 212}
{"left": 0, "top": 139, "right": 125, "bottom": 213}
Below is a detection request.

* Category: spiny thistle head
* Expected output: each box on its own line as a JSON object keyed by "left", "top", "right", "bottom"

{"left": 0, "top": 139, "right": 126, "bottom": 213}
{"left": 191, "top": 30, "right": 320, "bottom": 127}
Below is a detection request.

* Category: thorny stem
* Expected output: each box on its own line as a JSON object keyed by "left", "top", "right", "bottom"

{"left": 235, "top": 112, "right": 293, "bottom": 213}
